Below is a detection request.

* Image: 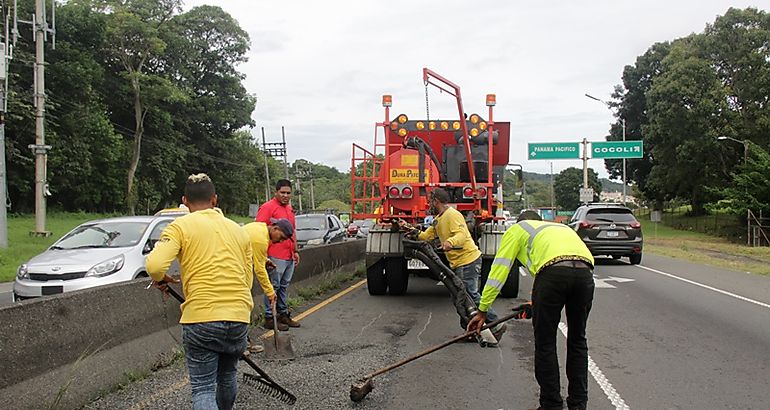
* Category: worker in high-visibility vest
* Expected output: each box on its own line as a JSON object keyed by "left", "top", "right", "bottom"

{"left": 468, "top": 210, "right": 595, "bottom": 410}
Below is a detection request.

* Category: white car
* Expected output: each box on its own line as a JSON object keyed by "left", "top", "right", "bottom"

{"left": 13, "top": 215, "right": 179, "bottom": 300}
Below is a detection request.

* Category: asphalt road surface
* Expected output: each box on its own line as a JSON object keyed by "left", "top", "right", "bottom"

{"left": 87, "top": 253, "right": 770, "bottom": 409}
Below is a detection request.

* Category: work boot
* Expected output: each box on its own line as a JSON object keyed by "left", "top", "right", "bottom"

{"left": 264, "top": 316, "right": 289, "bottom": 331}
{"left": 279, "top": 313, "right": 301, "bottom": 328}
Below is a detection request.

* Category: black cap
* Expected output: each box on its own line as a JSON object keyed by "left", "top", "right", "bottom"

{"left": 270, "top": 218, "right": 294, "bottom": 237}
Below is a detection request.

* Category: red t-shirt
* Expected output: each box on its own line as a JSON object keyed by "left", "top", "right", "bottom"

{"left": 255, "top": 198, "right": 296, "bottom": 260}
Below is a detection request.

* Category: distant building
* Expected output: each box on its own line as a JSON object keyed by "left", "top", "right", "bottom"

{"left": 599, "top": 191, "right": 638, "bottom": 205}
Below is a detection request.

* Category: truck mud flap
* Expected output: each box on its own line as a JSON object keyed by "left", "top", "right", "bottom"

{"left": 402, "top": 238, "right": 477, "bottom": 329}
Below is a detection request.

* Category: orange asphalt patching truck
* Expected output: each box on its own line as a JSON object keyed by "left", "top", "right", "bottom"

{"left": 351, "top": 68, "right": 522, "bottom": 297}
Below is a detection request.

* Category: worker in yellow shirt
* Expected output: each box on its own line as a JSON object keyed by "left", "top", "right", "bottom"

{"left": 242, "top": 219, "right": 294, "bottom": 352}
{"left": 146, "top": 174, "right": 289, "bottom": 410}
{"left": 400, "top": 188, "right": 505, "bottom": 340}
{"left": 468, "top": 210, "right": 595, "bottom": 410}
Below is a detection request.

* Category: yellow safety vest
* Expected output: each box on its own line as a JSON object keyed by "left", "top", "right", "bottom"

{"left": 479, "top": 220, "right": 593, "bottom": 312}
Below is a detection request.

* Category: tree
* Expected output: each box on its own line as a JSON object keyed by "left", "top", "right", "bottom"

{"left": 101, "top": 0, "right": 183, "bottom": 214}
{"left": 711, "top": 142, "right": 770, "bottom": 216}
{"left": 318, "top": 199, "right": 350, "bottom": 213}
{"left": 553, "top": 168, "right": 601, "bottom": 210}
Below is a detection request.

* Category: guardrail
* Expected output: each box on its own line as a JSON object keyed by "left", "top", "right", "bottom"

{"left": 0, "top": 239, "right": 365, "bottom": 409}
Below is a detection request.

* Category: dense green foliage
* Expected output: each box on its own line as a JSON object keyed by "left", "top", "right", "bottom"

{"left": 4, "top": 0, "right": 276, "bottom": 215}
{"left": 607, "top": 7, "right": 770, "bottom": 216}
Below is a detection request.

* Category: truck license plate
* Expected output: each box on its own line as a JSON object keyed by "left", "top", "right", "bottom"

{"left": 407, "top": 259, "right": 428, "bottom": 270}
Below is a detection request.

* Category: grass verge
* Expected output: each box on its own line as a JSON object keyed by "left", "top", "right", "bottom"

{"left": 642, "top": 220, "right": 770, "bottom": 275}
{"left": 0, "top": 213, "right": 120, "bottom": 282}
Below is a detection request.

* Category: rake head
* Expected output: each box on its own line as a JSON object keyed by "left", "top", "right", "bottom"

{"left": 243, "top": 372, "right": 297, "bottom": 405}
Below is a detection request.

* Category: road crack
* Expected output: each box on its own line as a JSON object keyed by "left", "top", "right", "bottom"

{"left": 416, "top": 312, "right": 433, "bottom": 346}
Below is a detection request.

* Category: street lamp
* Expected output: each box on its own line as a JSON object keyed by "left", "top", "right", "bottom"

{"left": 716, "top": 136, "right": 748, "bottom": 163}
{"left": 586, "top": 93, "right": 627, "bottom": 205}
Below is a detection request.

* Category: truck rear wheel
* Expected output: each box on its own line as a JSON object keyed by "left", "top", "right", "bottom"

{"left": 366, "top": 259, "right": 388, "bottom": 295}
{"left": 386, "top": 257, "right": 409, "bottom": 296}
{"left": 480, "top": 258, "right": 520, "bottom": 298}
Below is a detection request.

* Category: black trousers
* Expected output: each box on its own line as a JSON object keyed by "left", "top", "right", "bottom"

{"left": 532, "top": 265, "right": 595, "bottom": 410}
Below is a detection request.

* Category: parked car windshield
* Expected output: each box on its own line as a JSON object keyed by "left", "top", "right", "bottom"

{"left": 296, "top": 216, "right": 328, "bottom": 230}
{"left": 585, "top": 209, "right": 636, "bottom": 223}
{"left": 53, "top": 221, "right": 151, "bottom": 249}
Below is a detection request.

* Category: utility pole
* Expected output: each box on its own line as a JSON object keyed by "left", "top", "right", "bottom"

{"left": 582, "top": 137, "right": 589, "bottom": 188}
{"left": 281, "top": 126, "right": 288, "bottom": 180}
{"left": 549, "top": 161, "right": 554, "bottom": 209}
{"left": 28, "top": 0, "right": 53, "bottom": 236}
{"left": 0, "top": 18, "right": 7, "bottom": 247}
{"left": 261, "top": 127, "right": 270, "bottom": 201}
{"left": 296, "top": 175, "right": 302, "bottom": 212}
{"left": 621, "top": 118, "right": 626, "bottom": 205}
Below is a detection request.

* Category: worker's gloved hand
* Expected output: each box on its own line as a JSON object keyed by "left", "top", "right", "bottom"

{"left": 512, "top": 301, "right": 533, "bottom": 319}
{"left": 405, "top": 228, "right": 420, "bottom": 239}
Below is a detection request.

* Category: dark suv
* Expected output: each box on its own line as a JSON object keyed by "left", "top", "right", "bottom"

{"left": 569, "top": 203, "right": 643, "bottom": 264}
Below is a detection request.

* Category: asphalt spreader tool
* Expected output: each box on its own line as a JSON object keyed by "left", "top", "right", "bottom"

{"left": 349, "top": 309, "right": 523, "bottom": 402}
{"left": 159, "top": 283, "right": 297, "bottom": 405}
{"left": 263, "top": 300, "right": 295, "bottom": 360}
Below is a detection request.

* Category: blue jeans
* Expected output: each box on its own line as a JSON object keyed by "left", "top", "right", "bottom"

{"left": 263, "top": 257, "right": 295, "bottom": 317}
{"left": 182, "top": 322, "right": 248, "bottom": 410}
{"left": 455, "top": 257, "right": 498, "bottom": 322}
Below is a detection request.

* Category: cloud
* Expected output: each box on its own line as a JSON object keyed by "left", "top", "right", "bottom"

{"left": 185, "top": 0, "right": 760, "bottom": 180}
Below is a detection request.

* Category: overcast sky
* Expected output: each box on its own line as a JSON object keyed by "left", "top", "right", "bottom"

{"left": 187, "top": 0, "right": 763, "bottom": 180}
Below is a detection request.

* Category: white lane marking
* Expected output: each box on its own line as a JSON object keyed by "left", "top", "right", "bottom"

{"left": 636, "top": 265, "right": 770, "bottom": 310}
{"left": 559, "top": 323, "right": 630, "bottom": 410}
{"left": 594, "top": 275, "right": 636, "bottom": 289}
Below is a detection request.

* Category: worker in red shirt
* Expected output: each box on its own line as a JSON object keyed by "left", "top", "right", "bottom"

{"left": 255, "top": 179, "right": 301, "bottom": 330}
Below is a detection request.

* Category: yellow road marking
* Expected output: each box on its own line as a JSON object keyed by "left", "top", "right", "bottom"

{"left": 260, "top": 278, "right": 367, "bottom": 339}
{"left": 132, "top": 278, "right": 367, "bottom": 407}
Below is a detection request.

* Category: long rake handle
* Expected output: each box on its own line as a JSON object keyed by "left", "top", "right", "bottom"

{"left": 362, "top": 310, "right": 521, "bottom": 380}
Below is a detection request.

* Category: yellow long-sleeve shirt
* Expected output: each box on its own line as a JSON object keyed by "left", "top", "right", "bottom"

{"left": 418, "top": 207, "right": 481, "bottom": 268}
{"left": 479, "top": 220, "right": 593, "bottom": 312}
{"left": 146, "top": 208, "right": 254, "bottom": 324}
{"left": 243, "top": 222, "right": 275, "bottom": 298}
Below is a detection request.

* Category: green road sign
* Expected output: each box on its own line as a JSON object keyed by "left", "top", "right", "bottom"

{"left": 528, "top": 142, "right": 581, "bottom": 160}
{"left": 591, "top": 141, "right": 643, "bottom": 159}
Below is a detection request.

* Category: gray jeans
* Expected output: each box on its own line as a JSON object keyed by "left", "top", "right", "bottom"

{"left": 454, "top": 257, "right": 498, "bottom": 322}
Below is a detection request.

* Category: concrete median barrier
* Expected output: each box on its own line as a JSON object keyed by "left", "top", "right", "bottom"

{"left": 0, "top": 239, "right": 364, "bottom": 409}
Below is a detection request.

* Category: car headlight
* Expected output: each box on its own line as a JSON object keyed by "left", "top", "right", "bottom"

{"left": 85, "top": 255, "right": 125, "bottom": 278}
{"left": 16, "top": 264, "right": 29, "bottom": 280}
{"left": 307, "top": 238, "right": 324, "bottom": 245}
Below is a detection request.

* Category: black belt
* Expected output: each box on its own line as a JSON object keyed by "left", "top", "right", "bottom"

{"left": 548, "top": 260, "right": 593, "bottom": 269}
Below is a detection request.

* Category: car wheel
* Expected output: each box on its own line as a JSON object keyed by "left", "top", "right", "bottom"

{"left": 366, "top": 259, "right": 388, "bottom": 295}
{"left": 135, "top": 271, "right": 149, "bottom": 279}
{"left": 612, "top": 255, "right": 621, "bottom": 260}
{"left": 629, "top": 253, "right": 642, "bottom": 265}
{"left": 386, "top": 258, "right": 409, "bottom": 296}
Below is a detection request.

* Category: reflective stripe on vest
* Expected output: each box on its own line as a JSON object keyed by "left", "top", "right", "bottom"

{"left": 518, "top": 221, "right": 574, "bottom": 271}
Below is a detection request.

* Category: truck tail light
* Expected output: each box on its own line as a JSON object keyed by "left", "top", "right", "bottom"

{"left": 389, "top": 187, "right": 400, "bottom": 198}
{"left": 401, "top": 187, "right": 413, "bottom": 198}
{"left": 477, "top": 187, "right": 487, "bottom": 198}
{"left": 462, "top": 187, "right": 474, "bottom": 198}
